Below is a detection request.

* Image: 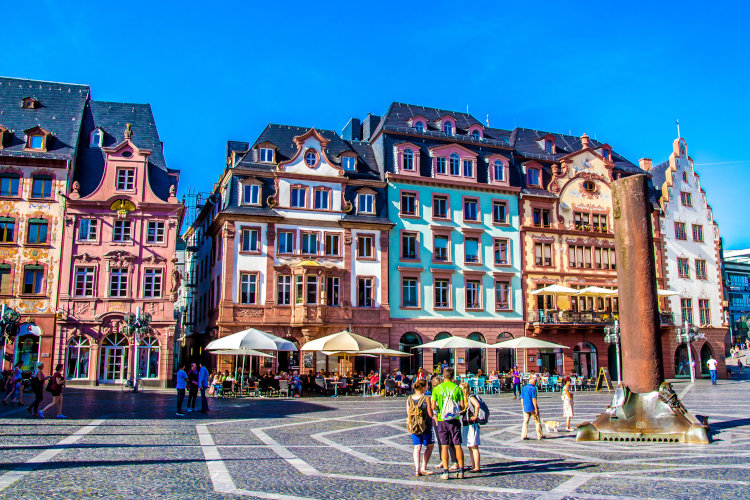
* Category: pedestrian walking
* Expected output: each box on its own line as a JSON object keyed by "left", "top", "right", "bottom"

{"left": 40, "top": 364, "right": 65, "bottom": 419}
{"left": 27, "top": 363, "right": 47, "bottom": 417}
{"left": 561, "top": 377, "right": 574, "bottom": 431}
{"left": 3, "top": 362, "right": 23, "bottom": 406}
{"left": 198, "top": 363, "right": 210, "bottom": 413}
{"left": 520, "top": 375, "right": 544, "bottom": 440}
{"left": 706, "top": 355, "right": 718, "bottom": 385}
{"left": 511, "top": 366, "right": 522, "bottom": 399}
{"left": 176, "top": 364, "right": 187, "bottom": 416}
{"left": 186, "top": 363, "right": 199, "bottom": 412}
{"left": 406, "top": 380, "right": 434, "bottom": 477}
{"left": 459, "top": 382, "right": 481, "bottom": 473}
{"left": 739, "top": 359, "right": 744, "bottom": 375}
{"left": 431, "top": 367, "right": 465, "bottom": 480}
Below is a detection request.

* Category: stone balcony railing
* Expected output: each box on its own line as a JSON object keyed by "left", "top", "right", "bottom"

{"left": 531, "top": 310, "right": 675, "bottom": 326}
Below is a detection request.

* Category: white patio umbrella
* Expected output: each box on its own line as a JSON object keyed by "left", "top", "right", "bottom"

{"left": 301, "top": 331, "right": 385, "bottom": 352}
{"left": 657, "top": 289, "right": 679, "bottom": 297}
{"left": 575, "top": 286, "right": 618, "bottom": 297}
{"left": 530, "top": 284, "right": 578, "bottom": 295}
{"left": 360, "top": 347, "right": 412, "bottom": 382}
{"left": 206, "top": 328, "right": 297, "bottom": 378}
{"left": 493, "top": 336, "right": 570, "bottom": 373}
{"left": 414, "top": 337, "right": 499, "bottom": 375}
{"left": 209, "top": 348, "right": 275, "bottom": 394}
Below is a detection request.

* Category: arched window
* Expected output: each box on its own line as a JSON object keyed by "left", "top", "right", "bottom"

{"left": 14, "top": 333, "right": 39, "bottom": 371}
{"left": 467, "top": 332, "right": 486, "bottom": 343}
{"left": 494, "top": 160, "right": 505, "bottom": 182}
{"left": 304, "top": 149, "right": 318, "bottom": 167}
{"left": 700, "top": 343, "right": 713, "bottom": 375}
{"left": 443, "top": 122, "right": 453, "bottom": 135}
{"left": 399, "top": 332, "right": 422, "bottom": 374}
{"left": 471, "top": 129, "right": 481, "bottom": 140}
{"left": 414, "top": 122, "right": 424, "bottom": 133}
{"left": 434, "top": 331, "right": 452, "bottom": 341}
{"left": 403, "top": 149, "right": 413, "bottom": 171}
{"left": 100, "top": 333, "right": 130, "bottom": 383}
{"left": 449, "top": 153, "right": 460, "bottom": 175}
{"left": 138, "top": 337, "right": 160, "bottom": 379}
{"left": 432, "top": 331, "right": 453, "bottom": 370}
{"left": 90, "top": 129, "right": 103, "bottom": 148}
{"left": 67, "top": 336, "right": 90, "bottom": 379}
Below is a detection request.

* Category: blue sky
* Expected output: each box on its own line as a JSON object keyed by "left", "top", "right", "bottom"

{"left": 3, "top": 1, "right": 748, "bottom": 247}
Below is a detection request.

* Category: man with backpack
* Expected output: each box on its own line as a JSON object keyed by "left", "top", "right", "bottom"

{"left": 406, "top": 379, "right": 434, "bottom": 476}
{"left": 431, "top": 367, "right": 465, "bottom": 480}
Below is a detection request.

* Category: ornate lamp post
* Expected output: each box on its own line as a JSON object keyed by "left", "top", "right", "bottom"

{"left": 603, "top": 319, "right": 622, "bottom": 382}
{"left": 124, "top": 308, "right": 152, "bottom": 389}
{"left": 676, "top": 321, "right": 704, "bottom": 383}
{"left": 1, "top": 305, "right": 21, "bottom": 367}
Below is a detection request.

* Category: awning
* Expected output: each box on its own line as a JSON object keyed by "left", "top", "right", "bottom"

{"left": 19, "top": 323, "right": 41, "bottom": 336}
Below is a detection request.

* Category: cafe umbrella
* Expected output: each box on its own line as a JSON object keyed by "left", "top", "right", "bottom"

{"left": 209, "top": 348, "right": 275, "bottom": 394}
{"left": 413, "top": 336, "right": 498, "bottom": 375}
{"left": 359, "top": 347, "right": 412, "bottom": 385}
{"left": 206, "top": 328, "right": 297, "bottom": 376}
{"left": 492, "top": 336, "right": 570, "bottom": 373}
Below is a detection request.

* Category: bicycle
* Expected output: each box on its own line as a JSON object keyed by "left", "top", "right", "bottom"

{"left": 121, "top": 374, "right": 144, "bottom": 393}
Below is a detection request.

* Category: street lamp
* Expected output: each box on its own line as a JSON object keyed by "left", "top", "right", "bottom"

{"left": 124, "top": 308, "right": 152, "bottom": 390}
{"left": 676, "top": 321, "right": 704, "bottom": 383}
{"left": 603, "top": 319, "right": 622, "bottom": 382}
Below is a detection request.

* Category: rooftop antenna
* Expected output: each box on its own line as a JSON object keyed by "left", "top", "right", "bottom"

{"left": 676, "top": 119, "right": 681, "bottom": 138}
{"left": 466, "top": 104, "right": 469, "bottom": 114}
{"left": 486, "top": 114, "right": 490, "bottom": 127}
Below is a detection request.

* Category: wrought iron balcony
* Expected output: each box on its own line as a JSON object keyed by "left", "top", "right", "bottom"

{"left": 531, "top": 310, "right": 675, "bottom": 326}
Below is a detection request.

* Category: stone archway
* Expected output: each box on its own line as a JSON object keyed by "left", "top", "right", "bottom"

{"left": 700, "top": 342, "right": 713, "bottom": 376}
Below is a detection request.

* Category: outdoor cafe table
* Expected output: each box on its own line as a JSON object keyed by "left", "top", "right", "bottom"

{"left": 324, "top": 379, "right": 346, "bottom": 397}
{"left": 359, "top": 380, "right": 374, "bottom": 396}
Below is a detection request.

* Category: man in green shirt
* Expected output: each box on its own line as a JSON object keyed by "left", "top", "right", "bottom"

{"left": 431, "top": 367, "right": 465, "bottom": 479}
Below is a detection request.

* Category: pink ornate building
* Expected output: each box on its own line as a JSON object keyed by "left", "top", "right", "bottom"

{"left": 55, "top": 101, "right": 183, "bottom": 386}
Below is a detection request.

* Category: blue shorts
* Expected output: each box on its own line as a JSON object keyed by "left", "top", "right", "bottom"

{"left": 411, "top": 430, "right": 434, "bottom": 446}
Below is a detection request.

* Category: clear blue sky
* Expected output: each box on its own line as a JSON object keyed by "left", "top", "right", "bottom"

{"left": 3, "top": 1, "right": 748, "bottom": 247}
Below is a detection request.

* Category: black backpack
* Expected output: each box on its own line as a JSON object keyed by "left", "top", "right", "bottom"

{"left": 471, "top": 394, "right": 490, "bottom": 425}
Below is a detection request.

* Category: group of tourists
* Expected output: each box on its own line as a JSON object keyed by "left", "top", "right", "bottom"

{"left": 2, "top": 362, "right": 66, "bottom": 418}
{"left": 175, "top": 362, "right": 210, "bottom": 416}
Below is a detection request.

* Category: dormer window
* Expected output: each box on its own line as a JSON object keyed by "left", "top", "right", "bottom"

{"left": 449, "top": 154, "right": 460, "bottom": 176}
{"left": 527, "top": 167, "right": 541, "bottom": 187}
{"left": 358, "top": 192, "right": 375, "bottom": 215}
{"left": 24, "top": 126, "right": 50, "bottom": 152}
{"left": 21, "top": 97, "right": 39, "bottom": 109}
{"left": 304, "top": 149, "right": 319, "bottom": 167}
{"left": 259, "top": 148, "right": 274, "bottom": 163}
{"left": 90, "top": 129, "right": 103, "bottom": 148}
{"left": 600, "top": 148, "right": 611, "bottom": 161}
{"left": 494, "top": 160, "right": 505, "bottom": 182}
{"left": 415, "top": 121, "right": 425, "bottom": 133}
{"left": 471, "top": 130, "right": 481, "bottom": 140}
{"left": 242, "top": 183, "right": 260, "bottom": 205}
{"left": 342, "top": 156, "right": 356, "bottom": 171}
{"left": 544, "top": 139, "right": 554, "bottom": 154}
{"left": 443, "top": 122, "right": 454, "bottom": 135}
{"left": 403, "top": 149, "right": 414, "bottom": 171}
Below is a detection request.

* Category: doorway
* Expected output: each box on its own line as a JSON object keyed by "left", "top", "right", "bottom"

{"left": 433, "top": 332, "right": 453, "bottom": 370}
{"left": 573, "top": 342, "right": 597, "bottom": 378}
{"left": 399, "top": 332, "right": 422, "bottom": 375}
{"left": 466, "top": 332, "right": 485, "bottom": 374}
{"left": 99, "top": 333, "right": 129, "bottom": 383}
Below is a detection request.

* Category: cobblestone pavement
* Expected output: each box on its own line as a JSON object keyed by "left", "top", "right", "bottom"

{"left": 0, "top": 377, "right": 748, "bottom": 499}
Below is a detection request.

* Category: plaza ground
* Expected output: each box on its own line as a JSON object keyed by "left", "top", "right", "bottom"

{"left": 0, "top": 374, "right": 748, "bottom": 499}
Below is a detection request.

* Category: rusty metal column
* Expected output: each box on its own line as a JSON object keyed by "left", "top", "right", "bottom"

{"left": 612, "top": 174, "right": 664, "bottom": 393}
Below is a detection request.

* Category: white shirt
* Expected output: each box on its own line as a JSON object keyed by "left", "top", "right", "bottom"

{"left": 706, "top": 359, "right": 718, "bottom": 371}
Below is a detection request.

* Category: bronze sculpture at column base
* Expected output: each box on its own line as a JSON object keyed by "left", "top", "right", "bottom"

{"left": 576, "top": 382, "right": 709, "bottom": 444}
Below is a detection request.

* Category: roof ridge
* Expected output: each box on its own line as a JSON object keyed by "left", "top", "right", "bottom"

{"left": 0, "top": 76, "right": 90, "bottom": 89}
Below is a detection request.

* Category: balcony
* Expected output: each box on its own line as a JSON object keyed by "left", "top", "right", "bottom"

{"left": 531, "top": 310, "right": 675, "bottom": 326}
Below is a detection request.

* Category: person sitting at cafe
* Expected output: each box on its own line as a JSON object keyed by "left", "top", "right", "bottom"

{"left": 394, "top": 371, "right": 403, "bottom": 396}
{"left": 368, "top": 371, "right": 379, "bottom": 395}
{"left": 489, "top": 371, "right": 499, "bottom": 381}
{"left": 291, "top": 371, "right": 302, "bottom": 397}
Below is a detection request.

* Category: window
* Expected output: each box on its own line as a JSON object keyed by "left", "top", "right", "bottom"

{"left": 402, "top": 277, "right": 418, "bottom": 308}
{"left": 357, "top": 277, "right": 374, "bottom": 307}
{"left": 27, "top": 218, "right": 48, "bottom": 244}
{"left": 0, "top": 173, "right": 19, "bottom": 197}
{"left": 449, "top": 154, "right": 460, "bottom": 176}
{"left": 533, "top": 208, "right": 551, "bottom": 228}
{"left": 592, "top": 214, "right": 608, "bottom": 232}
{"left": 463, "top": 198, "right": 478, "bottom": 222}
{"left": 74, "top": 267, "right": 95, "bottom": 296}
{"left": 295, "top": 275, "right": 304, "bottom": 304}
{"left": 138, "top": 337, "right": 160, "bottom": 379}
{"left": 358, "top": 193, "right": 374, "bottom": 214}
{"left": 699, "top": 299, "right": 711, "bottom": 325}
{"left": 324, "top": 233, "right": 340, "bottom": 256}
{"left": 0, "top": 217, "right": 14, "bottom": 243}
{"left": 535, "top": 243, "right": 552, "bottom": 267}
{"left": 78, "top": 219, "right": 98, "bottom": 242}
{"left": 402, "top": 149, "right": 414, "bottom": 171}
{"left": 259, "top": 148, "right": 274, "bottom": 163}
{"left": 276, "top": 275, "right": 291, "bottom": 305}
{"left": 400, "top": 192, "right": 417, "bottom": 216}
{"left": 66, "top": 337, "right": 90, "bottom": 379}
{"left": 544, "top": 140, "right": 554, "bottom": 154}
{"left": 326, "top": 276, "right": 340, "bottom": 306}
{"left": 677, "top": 258, "right": 690, "bottom": 278}
{"left": 493, "top": 160, "right": 505, "bottom": 182}
{"left": 29, "top": 135, "right": 44, "bottom": 150}
{"left": 115, "top": 169, "right": 135, "bottom": 191}
{"left": 240, "top": 273, "right": 257, "bottom": 304}
{"left": 574, "top": 212, "right": 590, "bottom": 231}
{"left": 304, "top": 149, "right": 318, "bottom": 167}
{"left": 414, "top": 122, "right": 424, "bottom": 133}
{"left": 695, "top": 259, "right": 707, "bottom": 280}
{"left": 674, "top": 222, "right": 687, "bottom": 240}
{"left": 0, "top": 264, "right": 11, "bottom": 294}
{"left": 680, "top": 192, "right": 692, "bottom": 206}
{"left": 109, "top": 268, "right": 128, "bottom": 297}
{"left": 465, "top": 237, "right": 480, "bottom": 264}
{"left": 278, "top": 231, "right": 294, "bottom": 254}
{"left": 435, "top": 157, "right": 446, "bottom": 175}
{"left": 494, "top": 239, "right": 509, "bottom": 265}
{"left": 492, "top": 201, "right": 507, "bottom": 224}
{"left": 463, "top": 159, "right": 474, "bottom": 178}
{"left": 527, "top": 168, "right": 541, "bottom": 187}
{"left": 241, "top": 228, "right": 260, "bottom": 252}
{"left": 443, "top": 122, "right": 453, "bottom": 135}
{"left": 465, "top": 280, "right": 481, "bottom": 309}
{"left": 290, "top": 187, "right": 307, "bottom": 208}
{"left": 143, "top": 269, "right": 163, "bottom": 298}
{"left": 495, "top": 281, "right": 510, "bottom": 310}
{"left": 434, "top": 278, "right": 450, "bottom": 308}
{"left": 342, "top": 156, "right": 356, "bottom": 171}
{"left": 31, "top": 175, "right": 52, "bottom": 198}
{"left": 682, "top": 171, "right": 688, "bottom": 182}
{"left": 601, "top": 148, "right": 611, "bottom": 161}
{"left": 692, "top": 224, "right": 704, "bottom": 242}
{"left": 434, "top": 235, "right": 449, "bottom": 262}
{"left": 681, "top": 298, "right": 693, "bottom": 325}
{"left": 582, "top": 181, "right": 596, "bottom": 193}
{"left": 113, "top": 220, "right": 132, "bottom": 242}
{"left": 357, "top": 234, "right": 374, "bottom": 259}
{"left": 90, "top": 129, "right": 103, "bottom": 148}
{"left": 313, "top": 188, "right": 329, "bottom": 210}
{"left": 433, "top": 195, "right": 448, "bottom": 219}
{"left": 147, "top": 221, "right": 165, "bottom": 244}
{"left": 401, "top": 232, "right": 418, "bottom": 260}
{"left": 301, "top": 232, "right": 318, "bottom": 254}
{"left": 243, "top": 184, "right": 260, "bottom": 205}
{"left": 471, "top": 129, "right": 481, "bottom": 140}
{"left": 306, "top": 275, "right": 318, "bottom": 304}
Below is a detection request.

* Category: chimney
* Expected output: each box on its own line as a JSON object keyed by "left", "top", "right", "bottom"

{"left": 361, "top": 114, "right": 381, "bottom": 141}
{"left": 580, "top": 133, "right": 590, "bottom": 149}
{"left": 342, "top": 118, "right": 361, "bottom": 141}
{"left": 639, "top": 158, "right": 653, "bottom": 171}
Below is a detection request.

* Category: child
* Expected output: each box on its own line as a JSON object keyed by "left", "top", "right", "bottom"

{"left": 459, "top": 381, "right": 481, "bottom": 472}
{"left": 407, "top": 380, "right": 434, "bottom": 476}
{"left": 562, "top": 377, "right": 574, "bottom": 431}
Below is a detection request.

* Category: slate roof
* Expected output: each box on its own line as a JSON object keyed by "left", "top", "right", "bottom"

{"left": 236, "top": 124, "right": 382, "bottom": 180}
{"left": 74, "top": 100, "right": 178, "bottom": 201}
{"left": 0, "top": 77, "right": 89, "bottom": 161}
